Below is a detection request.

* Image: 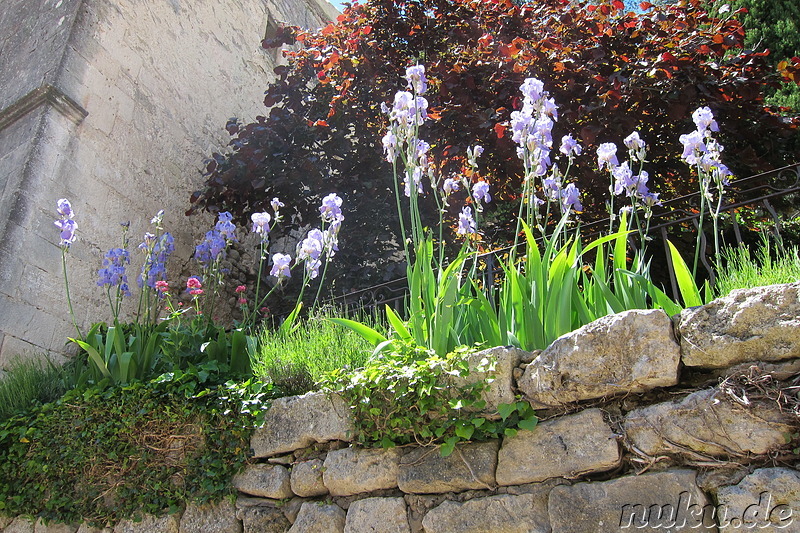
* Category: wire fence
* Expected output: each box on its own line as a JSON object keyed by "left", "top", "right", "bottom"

{"left": 326, "top": 163, "right": 800, "bottom": 313}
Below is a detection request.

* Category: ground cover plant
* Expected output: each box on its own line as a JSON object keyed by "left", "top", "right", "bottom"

{"left": 0, "top": 366, "right": 270, "bottom": 526}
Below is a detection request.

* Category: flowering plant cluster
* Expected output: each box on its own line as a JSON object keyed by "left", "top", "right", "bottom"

{"left": 55, "top": 191, "right": 344, "bottom": 384}
{"left": 336, "top": 63, "right": 728, "bottom": 359}
{"left": 679, "top": 106, "right": 733, "bottom": 275}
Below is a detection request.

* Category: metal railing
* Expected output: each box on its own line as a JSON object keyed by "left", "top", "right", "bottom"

{"left": 327, "top": 163, "right": 800, "bottom": 311}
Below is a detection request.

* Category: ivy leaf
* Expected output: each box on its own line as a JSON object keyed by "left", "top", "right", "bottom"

{"left": 440, "top": 436, "right": 459, "bottom": 457}
{"left": 497, "top": 403, "right": 516, "bottom": 421}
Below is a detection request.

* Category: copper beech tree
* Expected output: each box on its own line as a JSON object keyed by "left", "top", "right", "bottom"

{"left": 189, "top": 0, "right": 800, "bottom": 302}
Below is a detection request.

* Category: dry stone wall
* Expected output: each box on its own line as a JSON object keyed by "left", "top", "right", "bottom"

{"left": 0, "top": 0, "right": 338, "bottom": 367}
{"left": 2, "top": 283, "right": 800, "bottom": 532}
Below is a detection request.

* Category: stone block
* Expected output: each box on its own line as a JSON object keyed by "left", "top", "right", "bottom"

{"left": 518, "top": 309, "right": 680, "bottom": 407}
{"left": 112, "top": 514, "right": 180, "bottom": 533}
{"left": 76, "top": 525, "right": 112, "bottom": 533}
{"left": 422, "top": 493, "right": 550, "bottom": 533}
{"left": 288, "top": 502, "right": 346, "bottom": 533}
{"left": 290, "top": 458, "right": 328, "bottom": 497}
{"left": 323, "top": 447, "right": 402, "bottom": 497}
{"left": 178, "top": 500, "right": 241, "bottom": 533}
{"left": 232, "top": 464, "right": 293, "bottom": 500}
{"left": 716, "top": 468, "right": 800, "bottom": 532}
{"left": 237, "top": 506, "right": 290, "bottom": 533}
{"left": 250, "top": 392, "right": 354, "bottom": 458}
{"left": 4, "top": 516, "right": 35, "bottom": 533}
{"left": 398, "top": 440, "right": 498, "bottom": 494}
{"left": 624, "top": 388, "right": 794, "bottom": 457}
{"left": 496, "top": 408, "right": 620, "bottom": 486}
{"left": 344, "top": 497, "right": 409, "bottom": 533}
{"left": 548, "top": 470, "right": 716, "bottom": 532}
{"left": 34, "top": 520, "right": 78, "bottom": 532}
{"left": 452, "top": 346, "right": 527, "bottom": 414}
{"left": 677, "top": 282, "right": 800, "bottom": 368}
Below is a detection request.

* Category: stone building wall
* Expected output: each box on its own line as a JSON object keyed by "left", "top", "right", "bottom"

{"left": 0, "top": 0, "right": 339, "bottom": 367}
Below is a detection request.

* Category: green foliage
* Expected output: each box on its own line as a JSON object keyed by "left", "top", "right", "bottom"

{"left": 714, "top": 234, "right": 800, "bottom": 297}
{"left": 71, "top": 321, "right": 168, "bottom": 385}
{"left": 706, "top": 0, "right": 800, "bottom": 112}
{"left": 252, "top": 309, "right": 379, "bottom": 396}
{"left": 322, "top": 342, "right": 537, "bottom": 456}
{"left": 0, "top": 366, "right": 269, "bottom": 526}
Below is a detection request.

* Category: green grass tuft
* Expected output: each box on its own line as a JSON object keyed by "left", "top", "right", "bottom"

{"left": 251, "top": 307, "right": 384, "bottom": 396}
{"left": 714, "top": 233, "right": 800, "bottom": 298}
{"left": 0, "top": 356, "right": 79, "bottom": 421}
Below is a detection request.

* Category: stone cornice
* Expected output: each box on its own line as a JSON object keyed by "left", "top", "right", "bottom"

{"left": 0, "top": 84, "right": 87, "bottom": 132}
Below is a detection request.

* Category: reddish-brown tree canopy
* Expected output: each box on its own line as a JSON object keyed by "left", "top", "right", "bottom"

{"left": 190, "top": 0, "right": 799, "bottom": 300}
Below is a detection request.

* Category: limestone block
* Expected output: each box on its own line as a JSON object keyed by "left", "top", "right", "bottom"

{"left": 237, "top": 506, "right": 290, "bottom": 533}
{"left": 288, "top": 502, "right": 346, "bottom": 533}
{"left": 291, "top": 458, "right": 328, "bottom": 497}
{"left": 34, "top": 520, "right": 78, "bottom": 533}
{"left": 113, "top": 514, "right": 180, "bottom": 533}
{"left": 421, "top": 493, "right": 550, "bottom": 533}
{"left": 398, "top": 440, "right": 499, "bottom": 494}
{"left": 250, "top": 392, "right": 354, "bottom": 458}
{"left": 281, "top": 498, "right": 306, "bottom": 525}
{"left": 76, "top": 525, "right": 112, "bottom": 533}
{"left": 716, "top": 468, "right": 800, "bottom": 532}
{"left": 548, "top": 470, "right": 716, "bottom": 532}
{"left": 0, "top": 516, "right": 13, "bottom": 529}
{"left": 323, "top": 447, "right": 402, "bottom": 497}
{"left": 677, "top": 282, "right": 800, "bottom": 368}
{"left": 624, "top": 388, "right": 794, "bottom": 457}
{"left": 496, "top": 408, "right": 620, "bottom": 486}
{"left": 451, "top": 346, "right": 527, "bottom": 414}
{"left": 232, "top": 464, "right": 293, "bottom": 500}
{"left": 344, "top": 497, "right": 409, "bottom": 533}
{"left": 5, "top": 517, "right": 35, "bottom": 533}
{"left": 518, "top": 309, "right": 680, "bottom": 407}
{"left": 178, "top": 500, "right": 241, "bottom": 533}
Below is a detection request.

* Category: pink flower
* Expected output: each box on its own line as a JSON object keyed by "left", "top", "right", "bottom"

{"left": 186, "top": 277, "right": 202, "bottom": 290}
{"left": 190, "top": 289, "right": 204, "bottom": 296}
{"left": 155, "top": 280, "right": 169, "bottom": 293}
{"left": 235, "top": 285, "right": 246, "bottom": 294}
{"left": 238, "top": 297, "right": 247, "bottom": 305}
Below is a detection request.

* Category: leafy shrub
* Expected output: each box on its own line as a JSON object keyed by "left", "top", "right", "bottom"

{"left": 322, "top": 341, "right": 537, "bottom": 457}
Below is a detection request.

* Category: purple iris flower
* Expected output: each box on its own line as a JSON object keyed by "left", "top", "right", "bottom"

{"left": 270, "top": 253, "right": 292, "bottom": 279}
{"left": 139, "top": 232, "right": 174, "bottom": 289}
{"left": 472, "top": 181, "right": 491, "bottom": 204}
{"left": 54, "top": 199, "right": 77, "bottom": 247}
{"left": 560, "top": 183, "right": 582, "bottom": 213}
{"left": 560, "top": 135, "right": 582, "bottom": 158}
{"left": 319, "top": 193, "right": 344, "bottom": 223}
{"left": 406, "top": 65, "right": 428, "bottom": 95}
{"left": 457, "top": 206, "right": 477, "bottom": 235}
{"left": 597, "top": 143, "right": 619, "bottom": 171}
{"left": 98, "top": 248, "right": 131, "bottom": 296}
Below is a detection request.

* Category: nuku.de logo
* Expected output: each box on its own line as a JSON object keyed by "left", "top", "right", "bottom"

{"left": 619, "top": 491, "right": 793, "bottom": 529}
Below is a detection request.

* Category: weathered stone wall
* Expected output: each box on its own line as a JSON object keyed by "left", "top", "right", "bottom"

{"left": 0, "top": 0, "right": 339, "bottom": 366}
{"left": 3, "top": 284, "right": 798, "bottom": 532}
